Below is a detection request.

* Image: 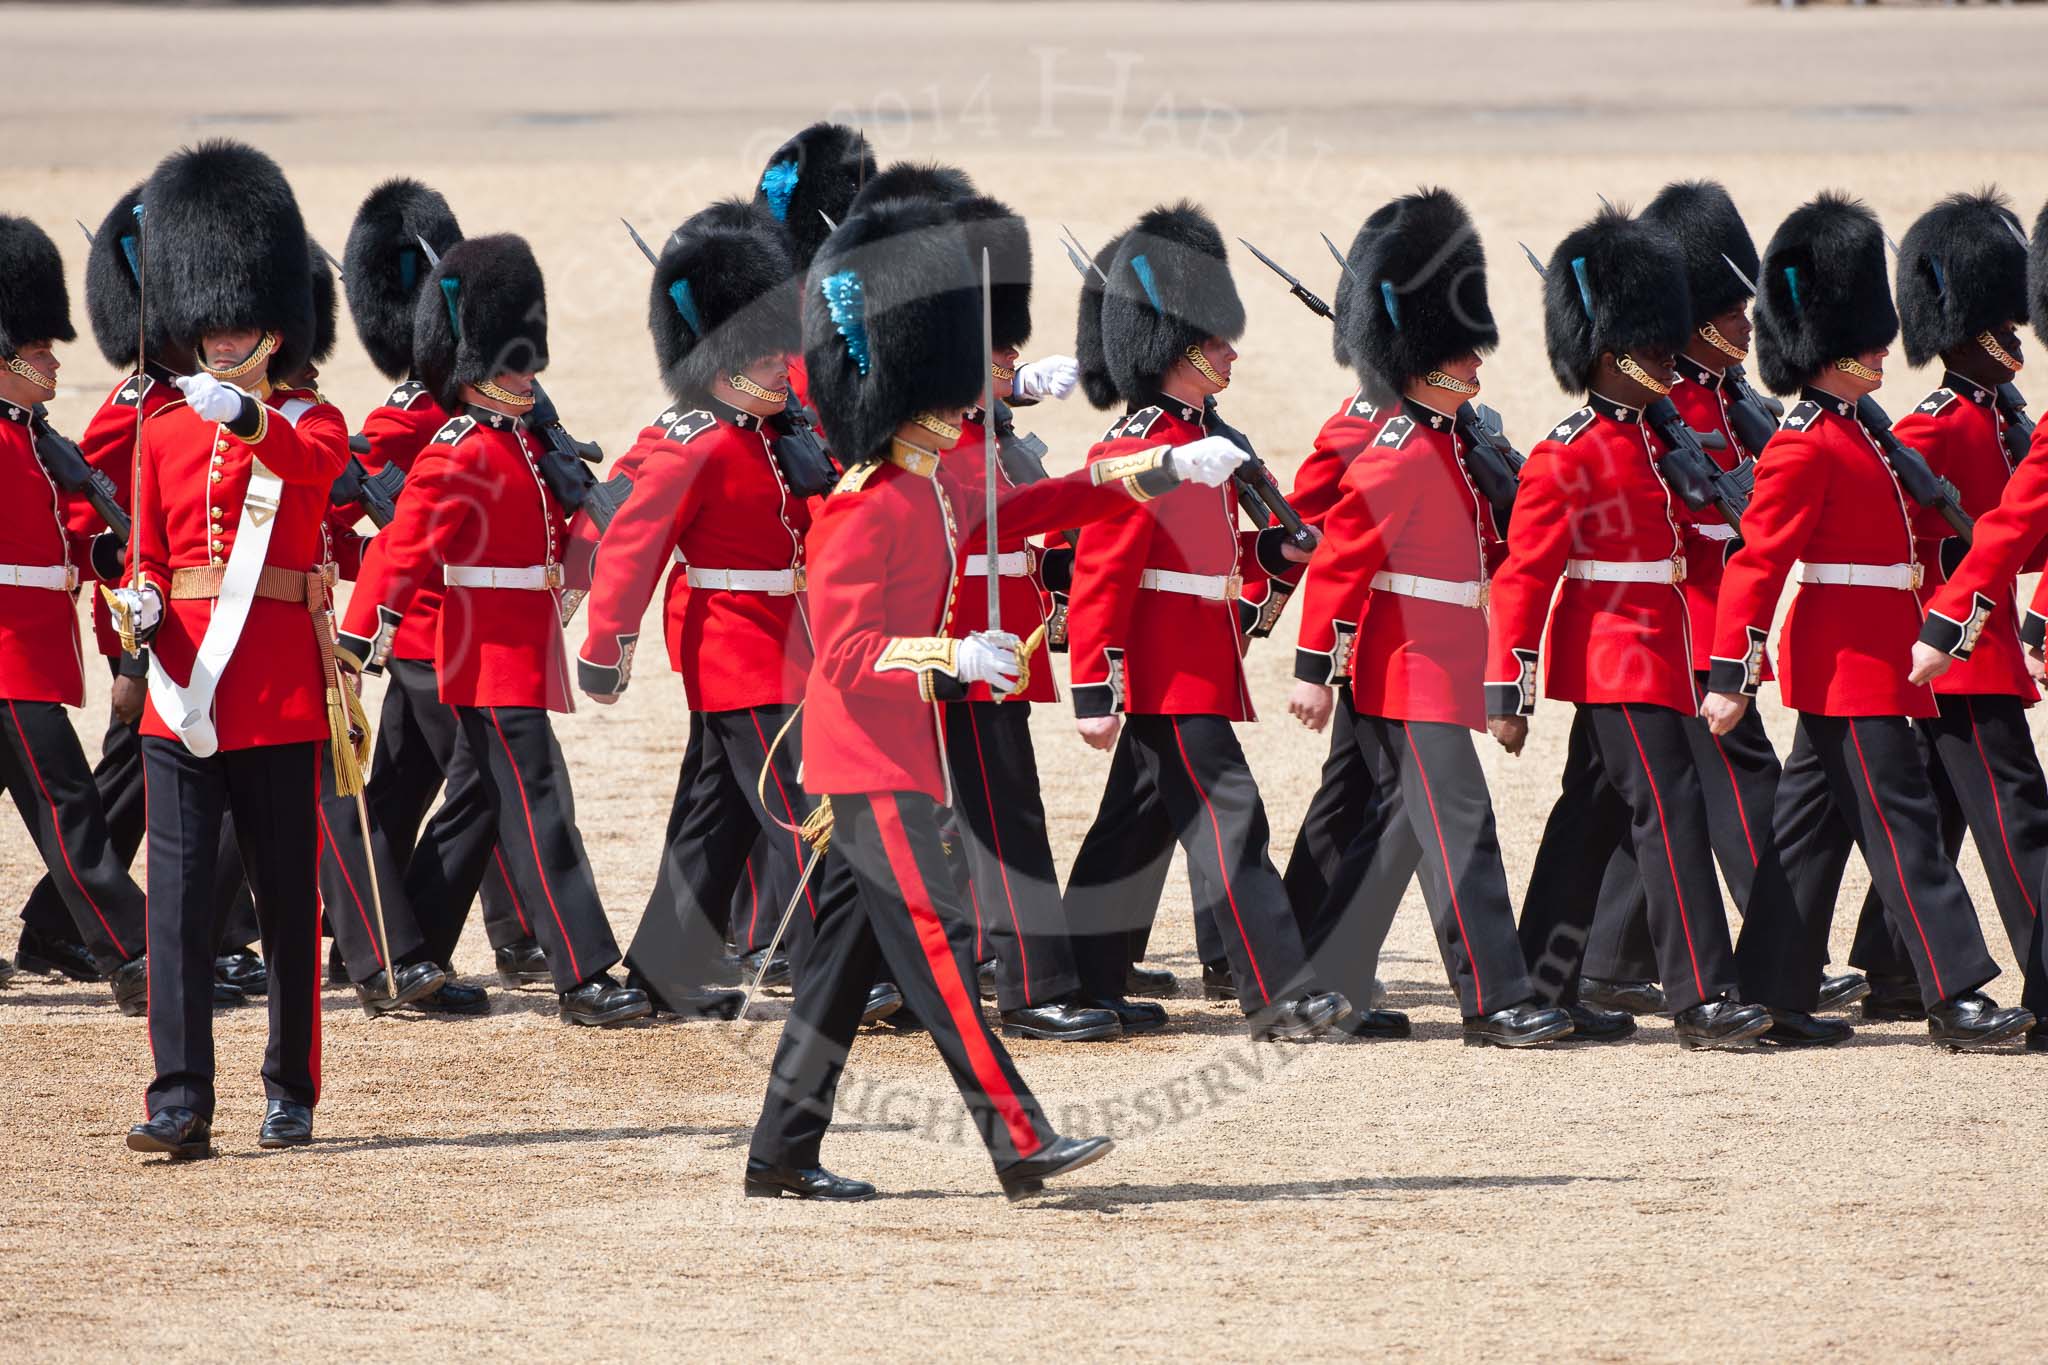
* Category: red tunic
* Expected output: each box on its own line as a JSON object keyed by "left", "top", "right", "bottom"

{"left": 940, "top": 406, "right": 1061, "bottom": 704}
{"left": 1709, "top": 389, "right": 1944, "bottom": 718}
{"left": 1486, "top": 395, "right": 1695, "bottom": 716}
{"left": 341, "top": 408, "right": 574, "bottom": 712}
{"left": 1289, "top": 389, "right": 1387, "bottom": 529}
{"left": 1668, "top": 356, "right": 1766, "bottom": 676}
{"left": 804, "top": 443, "right": 1178, "bottom": 803}
{"left": 71, "top": 371, "right": 176, "bottom": 658}
{"left": 1890, "top": 379, "right": 2035, "bottom": 701}
{"left": 135, "top": 388, "right": 349, "bottom": 748}
{"left": 344, "top": 381, "right": 455, "bottom": 661}
{"left": 578, "top": 401, "right": 813, "bottom": 710}
{"left": 1929, "top": 417, "right": 2048, "bottom": 656}
{"left": 1065, "top": 399, "right": 1282, "bottom": 720}
{"left": 1295, "top": 400, "right": 1502, "bottom": 731}
{"left": 0, "top": 403, "right": 102, "bottom": 705}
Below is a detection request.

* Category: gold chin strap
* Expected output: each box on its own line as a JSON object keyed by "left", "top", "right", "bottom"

{"left": 1699, "top": 322, "right": 1748, "bottom": 361}
{"left": 1423, "top": 369, "right": 1479, "bottom": 397}
{"left": 1185, "top": 345, "right": 1228, "bottom": 389}
{"left": 4, "top": 354, "right": 57, "bottom": 393}
{"left": 476, "top": 377, "right": 536, "bottom": 411}
{"left": 200, "top": 330, "right": 279, "bottom": 383}
{"left": 1980, "top": 331, "right": 2023, "bottom": 374}
{"left": 911, "top": 410, "right": 962, "bottom": 442}
{"left": 1616, "top": 354, "right": 1673, "bottom": 396}
{"left": 990, "top": 361, "right": 1016, "bottom": 383}
{"left": 727, "top": 371, "right": 789, "bottom": 404}
{"left": 1833, "top": 357, "right": 1882, "bottom": 383}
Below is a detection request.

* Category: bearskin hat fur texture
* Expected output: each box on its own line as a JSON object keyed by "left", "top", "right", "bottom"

{"left": 413, "top": 233, "right": 549, "bottom": 413}
{"left": 1341, "top": 188, "right": 1497, "bottom": 399}
{"left": 1543, "top": 205, "right": 1692, "bottom": 396}
{"left": 755, "top": 122, "right": 877, "bottom": 271}
{"left": 344, "top": 178, "right": 464, "bottom": 380}
{"left": 1087, "top": 202, "right": 1244, "bottom": 408}
{"left": 1895, "top": 189, "right": 2028, "bottom": 368}
{"left": 1640, "top": 180, "right": 1758, "bottom": 328}
{"left": 1754, "top": 192, "right": 1898, "bottom": 395}
{"left": 0, "top": 215, "right": 74, "bottom": 360}
{"left": 650, "top": 198, "right": 799, "bottom": 406}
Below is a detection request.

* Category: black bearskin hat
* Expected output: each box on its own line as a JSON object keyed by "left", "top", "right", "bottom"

{"left": 141, "top": 139, "right": 315, "bottom": 382}
{"left": 755, "top": 122, "right": 877, "bottom": 271}
{"left": 84, "top": 184, "right": 162, "bottom": 369}
{"left": 803, "top": 196, "right": 981, "bottom": 464}
{"left": 1755, "top": 192, "right": 1898, "bottom": 395}
{"left": 344, "top": 177, "right": 464, "bottom": 381}
{"left": 2033, "top": 201, "right": 2048, "bottom": 350}
{"left": 1331, "top": 200, "right": 1401, "bottom": 374}
{"left": 850, "top": 162, "right": 977, "bottom": 216}
{"left": 650, "top": 198, "right": 798, "bottom": 406}
{"left": 304, "top": 238, "right": 337, "bottom": 372}
{"left": 413, "top": 234, "right": 549, "bottom": 413}
{"left": 1075, "top": 230, "right": 1127, "bottom": 409}
{"left": 953, "top": 195, "right": 1032, "bottom": 353}
{"left": 1641, "top": 180, "right": 1758, "bottom": 328}
{"left": 0, "top": 215, "right": 74, "bottom": 359}
{"left": 1342, "top": 188, "right": 1496, "bottom": 399}
{"left": 1543, "top": 205, "right": 1692, "bottom": 396}
{"left": 1092, "top": 202, "right": 1245, "bottom": 408}
{"left": 1896, "top": 190, "right": 2028, "bottom": 369}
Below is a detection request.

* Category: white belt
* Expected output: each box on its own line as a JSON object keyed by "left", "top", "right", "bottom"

{"left": 684, "top": 565, "right": 801, "bottom": 594}
{"left": 1369, "top": 570, "right": 1486, "bottom": 609}
{"left": 1690, "top": 524, "right": 1739, "bottom": 543}
{"left": 1139, "top": 568, "right": 1243, "bottom": 601}
{"left": 1565, "top": 557, "right": 1685, "bottom": 585}
{"left": 0, "top": 563, "right": 76, "bottom": 591}
{"left": 964, "top": 551, "right": 1032, "bottom": 578}
{"left": 1799, "top": 561, "right": 1922, "bottom": 591}
{"left": 444, "top": 564, "right": 562, "bottom": 590}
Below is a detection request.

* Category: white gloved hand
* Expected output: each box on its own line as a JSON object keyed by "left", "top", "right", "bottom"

{"left": 175, "top": 372, "right": 249, "bottom": 425}
{"left": 1170, "top": 434, "right": 1249, "bottom": 488}
{"left": 955, "top": 629, "right": 1021, "bottom": 695}
{"left": 106, "top": 586, "right": 163, "bottom": 639}
{"left": 1013, "top": 354, "right": 1080, "bottom": 402}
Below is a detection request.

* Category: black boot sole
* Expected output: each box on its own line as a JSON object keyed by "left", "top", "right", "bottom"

{"left": 743, "top": 1178, "right": 876, "bottom": 1202}
{"left": 1816, "top": 978, "right": 1872, "bottom": 1011}
{"left": 1863, "top": 1002, "right": 1928, "bottom": 1022}
{"left": 1675, "top": 1015, "right": 1774, "bottom": 1051}
{"left": 1932, "top": 1016, "right": 2034, "bottom": 1052}
{"left": 497, "top": 969, "right": 550, "bottom": 988}
{"left": 127, "top": 1130, "right": 212, "bottom": 1160}
{"left": 17, "top": 950, "right": 102, "bottom": 982}
{"left": 1462, "top": 1017, "right": 1576, "bottom": 1049}
{"left": 257, "top": 1131, "right": 312, "bottom": 1150}
{"left": 1002, "top": 1019, "right": 1123, "bottom": 1043}
{"left": 999, "top": 1139, "right": 1115, "bottom": 1202}
{"left": 1202, "top": 984, "right": 1236, "bottom": 1001}
{"left": 358, "top": 970, "right": 450, "bottom": 1018}
{"left": 561, "top": 1000, "right": 653, "bottom": 1027}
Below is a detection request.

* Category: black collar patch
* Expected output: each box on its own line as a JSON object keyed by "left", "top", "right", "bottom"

{"left": 1400, "top": 397, "right": 1454, "bottom": 432}
{"left": 0, "top": 400, "right": 30, "bottom": 425}
{"left": 705, "top": 395, "right": 763, "bottom": 430}
{"left": 465, "top": 405, "right": 521, "bottom": 432}
{"left": 1939, "top": 372, "right": 1994, "bottom": 408}
{"left": 1675, "top": 354, "right": 1726, "bottom": 390}
{"left": 1586, "top": 392, "right": 1642, "bottom": 425}
{"left": 1148, "top": 393, "right": 1204, "bottom": 427}
{"left": 1797, "top": 387, "right": 1854, "bottom": 421}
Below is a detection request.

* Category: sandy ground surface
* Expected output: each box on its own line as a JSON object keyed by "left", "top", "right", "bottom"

{"left": 6, "top": 2, "right": 2048, "bottom": 1360}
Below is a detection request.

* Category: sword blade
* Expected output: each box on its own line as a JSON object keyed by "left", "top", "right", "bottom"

{"left": 981, "top": 248, "right": 1000, "bottom": 638}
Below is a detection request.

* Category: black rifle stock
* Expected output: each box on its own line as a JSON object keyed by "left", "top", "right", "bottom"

{"left": 1721, "top": 364, "right": 1783, "bottom": 457}
{"left": 1644, "top": 397, "right": 1749, "bottom": 535}
{"left": 772, "top": 394, "right": 839, "bottom": 498}
{"left": 1995, "top": 382, "right": 2035, "bottom": 470}
{"left": 1856, "top": 395, "right": 1972, "bottom": 543}
{"left": 29, "top": 406, "right": 129, "bottom": 542}
{"left": 1203, "top": 398, "right": 1316, "bottom": 552}
{"left": 1453, "top": 403, "right": 1524, "bottom": 529}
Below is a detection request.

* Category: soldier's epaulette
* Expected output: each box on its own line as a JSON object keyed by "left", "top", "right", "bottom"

{"left": 431, "top": 414, "right": 479, "bottom": 446}
{"left": 835, "top": 459, "right": 883, "bottom": 494}
{"left": 658, "top": 408, "right": 717, "bottom": 444}
{"left": 113, "top": 373, "right": 155, "bottom": 409}
{"left": 1116, "top": 405, "right": 1165, "bottom": 440}
{"left": 1914, "top": 388, "right": 1960, "bottom": 419}
{"left": 1373, "top": 414, "right": 1416, "bottom": 449}
{"left": 1348, "top": 393, "right": 1380, "bottom": 420}
{"left": 385, "top": 379, "right": 430, "bottom": 411}
{"left": 1546, "top": 407, "right": 1597, "bottom": 445}
{"left": 1781, "top": 399, "right": 1821, "bottom": 433}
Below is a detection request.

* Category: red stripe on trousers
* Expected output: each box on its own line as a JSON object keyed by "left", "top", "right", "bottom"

{"left": 1848, "top": 720, "right": 1945, "bottom": 998}
{"left": 966, "top": 705, "right": 1033, "bottom": 1003}
{"left": 1967, "top": 699, "right": 2038, "bottom": 920}
{"left": 491, "top": 848, "right": 532, "bottom": 934}
{"left": 6, "top": 700, "right": 130, "bottom": 957}
{"left": 1708, "top": 731, "right": 1760, "bottom": 866}
{"left": 1619, "top": 706, "right": 1707, "bottom": 1000}
{"left": 315, "top": 799, "right": 385, "bottom": 967}
{"left": 869, "top": 794, "right": 1041, "bottom": 1160}
{"left": 1402, "top": 721, "right": 1484, "bottom": 1015}
{"left": 1169, "top": 717, "right": 1271, "bottom": 1005}
{"left": 747, "top": 710, "right": 817, "bottom": 921}
{"left": 487, "top": 709, "right": 582, "bottom": 983}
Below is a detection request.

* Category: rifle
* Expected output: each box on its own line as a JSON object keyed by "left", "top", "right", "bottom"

{"left": 1452, "top": 402, "right": 1524, "bottom": 528}
{"left": 524, "top": 380, "right": 622, "bottom": 528}
{"left": 1203, "top": 398, "right": 1316, "bottom": 553}
{"left": 29, "top": 406, "right": 129, "bottom": 542}
{"left": 1237, "top": 237, "right": 1335, "bottom": 320}
{"left": 1995, "top": 382, "right": 2036, "bottom": 469}
{"left": 1643, "top": 397, "right": 1749, "bottom": 534}
{"left": 329, "top": 441, "right": 406, "bottom": 529}
{"left": 772, "top": 393, "right": 839, "bottom": 498}
{"left": 1856, "top": 395, "right": 1972, "bottom": 543}
{"left": 1721, "top": 363, "right": 1784, "bottom": 457}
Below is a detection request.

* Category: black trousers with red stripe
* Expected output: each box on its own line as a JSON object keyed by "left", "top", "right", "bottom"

{"left": 1752, "top": 712, "right": 2002, "bottom": 1012}
{"left": 750, "top": 790, "right": 1056, "bottom": 1173}
{"left": 314, "top": 747, "right": 428, "bottom": 985}
{"left": 1518, "top": 703, "right": 1741, "bottom": 1015}
{"left": 1845, "top": 694, "right": 2048, "bottom": 1012}
{"left": 1299, "top": 705, "right": 1536, "bottom": 1019}
{"left": 941, "top": 700, "right": 1084, "bottom": 1012}
{"left": 623, "top": 704, "right": 816, "bottom": 1003}
{"left": 367, "top": 660, "right": 535, "bottom": 953}
{"left": 404, "top": 706, "right": 620, "bottom": 993}
{"left": 1064, "top": 714, "right": 1316, "bottom": 1013}
{"left": 729, "top": 834, "right": 787, "bottom": 956}
{"left": 1, "top": 697, "right": 146, "bottom": 970}
{"left": 19, "top": 658, "right": 253, "bottom": 958}
{"left": 1583, "top": 674, "right": 1786, "bottom": 982}
{"left": 140, "top": 737, "right": 322, "bottom": 1121}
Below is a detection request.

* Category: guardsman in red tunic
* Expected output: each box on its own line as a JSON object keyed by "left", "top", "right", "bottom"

{"left": 115, "top": 143, "right": 351, "bottom": 1158}
{"left": 1867, "top": 192, "right": 2048, "bottom": 1034}
{"left": 1286, "top": 189, "right": 1571, "bottom": 1048}
{"left": 576, "top": 198, "right": 809, "bottom": 1018}
{"left": 1487, "top": 205, "right": 1781, "bottom": 1051}
{"left": 1058, "top": 203, "right": 1350, "bottom": 1041}
{"left": 1703, "top": 193, "right": 2031, "bottom": 1051}
{"left": 0, "top": 214, "right": 148, "bottom": 1010}
{"left": 1579, "top": 182, "right": 1867, "bottom": 1021}
{"left": 338, "top": 234, "right": 650, "bottom": 1028}
{"left": 747, "top": 196, "right": 1245, "bottom": 1202}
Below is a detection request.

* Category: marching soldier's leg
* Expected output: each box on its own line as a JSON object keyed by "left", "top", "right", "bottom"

{"left": 406, "top": 714, "right": 512, "bottom": 969}
{"left": 1581, "top": 851, "right": 1659, "bottom": 998}
{"left": 139, "top": 737, "right": 230, "bottom": 1125}
{"left": 1282, "top": 685, "right": 1374, "bottom": 934}
{"left": 1518, "top": 708, "right": 1634, "bottom": 1008}
{"left": 1846, "top": 717, "right": 1957, "bottom": 984}
{"left": 1063, "top": 724, "right": 1176, "bottom": 1003}
{"left": 310, "top": 755, "right": 458, "bottom": 1013}
{"left": 623, "top": 714, "right": 726, "bottom": 1001}
{"left": 735, "top": 834, "right": 791, "bottom": 957}
{"left": 224, "top": 742, "right": 323, "bottom": 1114}
{"left": 1301, "top": 715, "right": 1420, "bottom": 1020}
